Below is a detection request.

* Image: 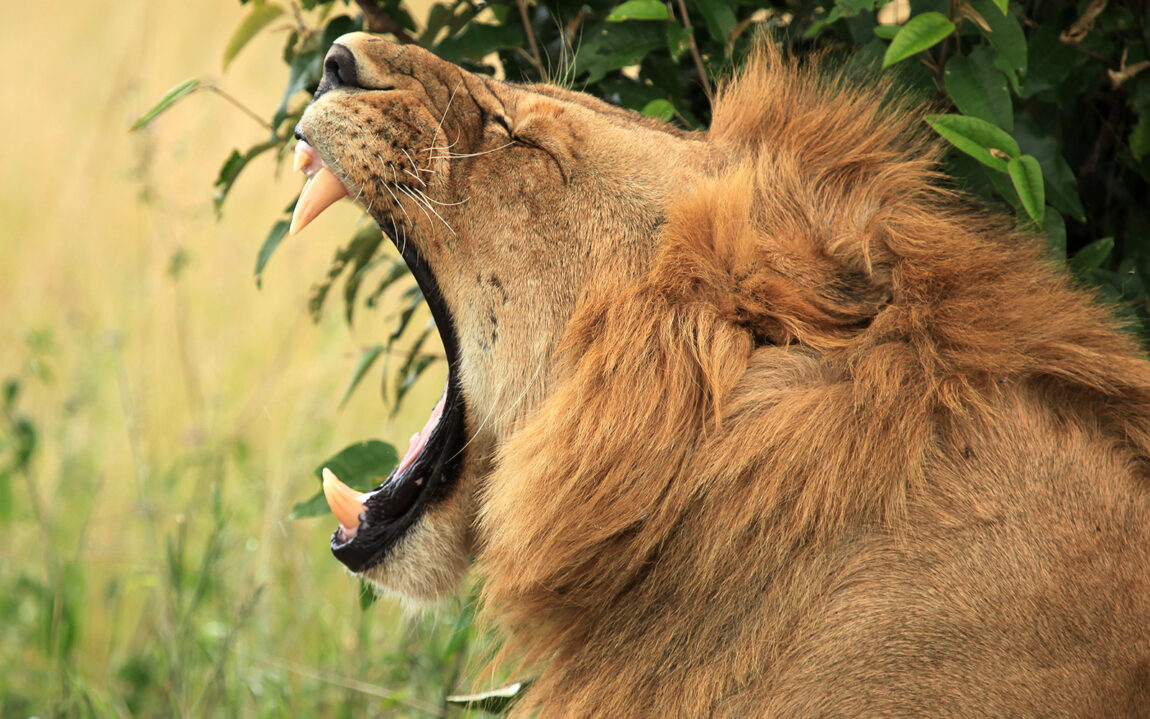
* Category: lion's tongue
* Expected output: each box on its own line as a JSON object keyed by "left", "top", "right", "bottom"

{"left": 290, "top": 141, "right": 349, "bottom": 235}
{"left": 322, "top": 392, "right": 447, "bottom": 538}
{"left": 396, "top": 391, "right": 447, "bottom": 477}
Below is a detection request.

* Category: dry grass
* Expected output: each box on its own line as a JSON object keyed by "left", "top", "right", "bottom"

{"left": 0, "top": 1, "right": 485, "bottom": 715}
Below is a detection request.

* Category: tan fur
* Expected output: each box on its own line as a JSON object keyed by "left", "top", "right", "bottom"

{"left": 299, "top": 35, "right": 1150, "bottom": 716}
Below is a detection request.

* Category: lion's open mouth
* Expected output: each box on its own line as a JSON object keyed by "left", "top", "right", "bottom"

{"left": 291, "top": 138, "right": 468, "bottom": 574}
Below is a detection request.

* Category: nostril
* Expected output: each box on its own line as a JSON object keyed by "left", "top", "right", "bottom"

{"left": 323, "top": 44, "right": 359, "bottom": 89}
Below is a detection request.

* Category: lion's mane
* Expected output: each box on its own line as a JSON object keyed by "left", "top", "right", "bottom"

{"left": 475, "top": 48, "right": 1150, "bottom": 716}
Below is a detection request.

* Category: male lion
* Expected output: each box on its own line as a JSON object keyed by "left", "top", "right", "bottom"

{"left": 291, "top": 33, "right": 1150, "bottom": 717}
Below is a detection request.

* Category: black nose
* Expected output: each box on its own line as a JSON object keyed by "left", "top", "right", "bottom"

{"left": 313, "top": 43, "right": 359, "bottom": 99}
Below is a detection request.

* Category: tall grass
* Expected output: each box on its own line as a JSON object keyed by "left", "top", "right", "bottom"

{"left": 0, "top": 0, "right": 496, "bottom": 715}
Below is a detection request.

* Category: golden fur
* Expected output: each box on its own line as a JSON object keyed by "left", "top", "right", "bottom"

{"left": 299, "top": 34, "right": 1150, "bottom": 716}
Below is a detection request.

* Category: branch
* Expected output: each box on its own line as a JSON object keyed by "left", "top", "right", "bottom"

{"left": 674, "top": 0, "right": 713, "bottom": 104}
{"left": 517, "top": 0, "right": 547, "bottom": 80}
{"left": 202, "top": 84, "right": 275, "bottom": 133}
{"left": 354, "top": 0, "right": 417, "bottom": 44}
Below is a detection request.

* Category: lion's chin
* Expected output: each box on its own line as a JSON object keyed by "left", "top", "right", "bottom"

{"left": 359, "top": 485, "right": 476, "bottom": 606}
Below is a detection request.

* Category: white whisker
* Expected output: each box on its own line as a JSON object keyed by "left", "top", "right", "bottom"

{"left": 428, "top": 142, "right": 515, "bottom": 161}
{"left": 405, "top": 186, "right": 456, "bottom": 236}
{"left": 398, "top": 184, "right": 440, "bottom": 235}
{"left": 422, "top": 140, "right": 461, "bottom": 154}
{"left": 428, "top": 80, "right": 462, "bottom": 164}
{"left": 403, "top": 167, "right": 427, "bottom": 186}
{"left": 418, "top": 193, "right": 468, "bottom": 207}
{"left": 450, "top": 355, "right": 547, "bottom": 465}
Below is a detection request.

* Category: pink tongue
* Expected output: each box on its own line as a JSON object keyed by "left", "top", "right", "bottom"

{"left": 395, "top": 391, "right": 446, "bottom": 477}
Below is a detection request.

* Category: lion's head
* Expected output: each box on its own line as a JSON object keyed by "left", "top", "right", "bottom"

{"left": 294, "top": 33, "right": 708, "bottom": 602}
{"left": 291, "top": 33, "right": 1150, "bottom": 717}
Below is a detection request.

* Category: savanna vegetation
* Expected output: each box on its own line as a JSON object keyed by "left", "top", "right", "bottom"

{"left": 3, "top": 0, "right": 1146, "bottom": 715}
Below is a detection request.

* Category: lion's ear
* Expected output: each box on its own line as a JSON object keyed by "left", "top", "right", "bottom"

{"left": 655, "top": 165, "right": 893, "bottom": 350}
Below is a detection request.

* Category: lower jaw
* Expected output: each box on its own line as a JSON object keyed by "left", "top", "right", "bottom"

{"left": 329, "top": 373, "right": 468, "bottom": 573}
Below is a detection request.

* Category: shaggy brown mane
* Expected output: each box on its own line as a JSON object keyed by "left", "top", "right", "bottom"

{"left": 476, "top": 47, "right": 1150, "bottom": 716}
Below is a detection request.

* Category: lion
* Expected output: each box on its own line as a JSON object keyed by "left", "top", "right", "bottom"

{"left": 290, "top": 32, "right": 1150, "bottom": 716}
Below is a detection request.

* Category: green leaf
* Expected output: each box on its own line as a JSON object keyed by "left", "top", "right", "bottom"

{"left": 213, "top": 138, "right": 281, "bottom": 214}
{"left": 873, "top": 25, "right": 900, "bottom": 40}
{"left": 882, "top": 12, "right": 955, "bottom": 68}
{"left": 1131, "top": 112, "right": 1150, "bottom": 161}
{"left": 1013, "top": 116, "right": 1085, "bottom": 221}
{"left": 358, "top": 579, "right": 378, "bottom": 610}
{"left": 254, "top": 219, "right": 290, "bottom": 288}
{"left": 223, "top": 1, "right": 284, "bottom": 69}
{"left": 2, "top": 379, "right": 19, "bottom": 412}
{"left": 640, "top": 98, "right": 675, "bottom": 121}
{"left": 925, "top": 113, "right": 1020, "bottom": 172}
{"left": 970, "top": 0, "right": 1026, "bottom": 80}
{"left": 447, "top": 681, "right": 532, "bottom": 714}
{"left": 288, "top": 440, "right": 399, "bottom": 519}
{"left": 340, "top": 344, "right": 385, "bottom": 407}
{"left": 435, "top": 22, "right": 524, "bottom": 64}
{"left": 606, "top": 0, "right": 670, "bottom": 22}
{"left": 273, "top": 49, "right": 322, "bottom": 130}
{"left": 308, "top": 226, "right": 389, "bottom": 322}
{"left": 1007, "top": 154, "right": 1045, "bottom": 223}
{"left": 393, "top": 353, "right": 439, "bottom": 411}
{"left": 342, "top": 225, "right": 388, "bottom": 324}
{"left": 365, "top": 258, "right": 415, "bottom": 309}
{"left": 286, "top": 490, "right": 330, "bottom": 521}
{"left": 11, "top": 418, "right": 36, "bottom": 470}
{"left": 1041, "top": 208, "right": 1066, "bottom": 259}
{"left": 944, "top": 48, "right": 1012, "bottom": 131}
{"left": 0, "top": 469, "right": 12, "bottom": 525}
{"left": 130, "top": 78, "right": 201, "bottom": 131}
{"left": 387, "top": 288, "right": 426, "bottom": 348}
{"left": 317, "top": 440, "right": 398, "bottom": 487}
{"left": 1070, "top": 236, "right": 1115, "bottom": 278}
{"left": 320, "top": 14, "right": 360, "bottom": 51}
{"left": 990, "top": 0, "right": 1008, "bottom": 13}
{"left": 666, "top": 23, "right": 689, "bottom": 61}
{"left": 1020, "top": 25, "right": 1078, "bottom": 98}
{"left": 575, "top": 23, "right": 665, "bottom": 83}
{"left": 694, "top": 0, "right": 738, "bottom": 44}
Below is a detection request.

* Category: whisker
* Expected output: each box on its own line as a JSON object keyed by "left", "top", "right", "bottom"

{"left": 403, "top": 167, "right": 427, "bottom": 186}
{"left": 412, "top": 188, "right": 457, "bottom": 233}
{"left": 428, "top": 80, "right": 462, "bottom": 163}
{"left": 428, "top": 142, "right": 515, "bottom": 161}
{"left": 402, "top": 185, "right": 456, "bottom": 236}
{"left": 417, "top": 194, "right": 468, "bottom": 207}
{"left": 376, "top": 154, "right": 415, "bottom": 238}
{"left": 450, "top": 355, "right": 547, "bottom": 465}
{"left": 422, "top": 140, "right": 461, "bottom": 154}
{"left": 398, "top": 184, "right": 440, "bottom": 235}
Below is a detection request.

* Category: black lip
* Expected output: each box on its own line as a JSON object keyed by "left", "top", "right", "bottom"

{"left": 328, "top": 198, "right": 468, "bottom": 573}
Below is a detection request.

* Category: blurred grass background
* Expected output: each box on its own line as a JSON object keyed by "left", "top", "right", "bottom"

{"left": 0, "top": 1, "right": 488, "bottom": 716}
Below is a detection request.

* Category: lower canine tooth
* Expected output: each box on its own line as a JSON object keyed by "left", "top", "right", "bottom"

{"left": 322, "top": 467, "right": 366, "bottom": 530}
{"left": 290, "top": 167, "right": 349, "bottom": 235}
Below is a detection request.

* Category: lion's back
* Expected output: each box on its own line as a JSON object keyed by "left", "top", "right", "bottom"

{"left": 759, "top": 389, "right": 1150, "bottom": 717}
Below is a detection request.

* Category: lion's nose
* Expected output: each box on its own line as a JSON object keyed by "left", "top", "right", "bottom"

{"left": 313, "top": 43, "right": 359, "bottom": 99}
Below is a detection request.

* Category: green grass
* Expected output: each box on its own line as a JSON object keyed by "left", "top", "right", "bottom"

{"left": 0, "top": 0, "right": 500, "bottom": 715}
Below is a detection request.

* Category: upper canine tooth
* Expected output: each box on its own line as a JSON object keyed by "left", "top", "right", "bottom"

{"left": 290, "top": 167, "right": 350, "bottom": 235}
{"left": 322, "top": 467, "right": 367, "bottom": 530}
